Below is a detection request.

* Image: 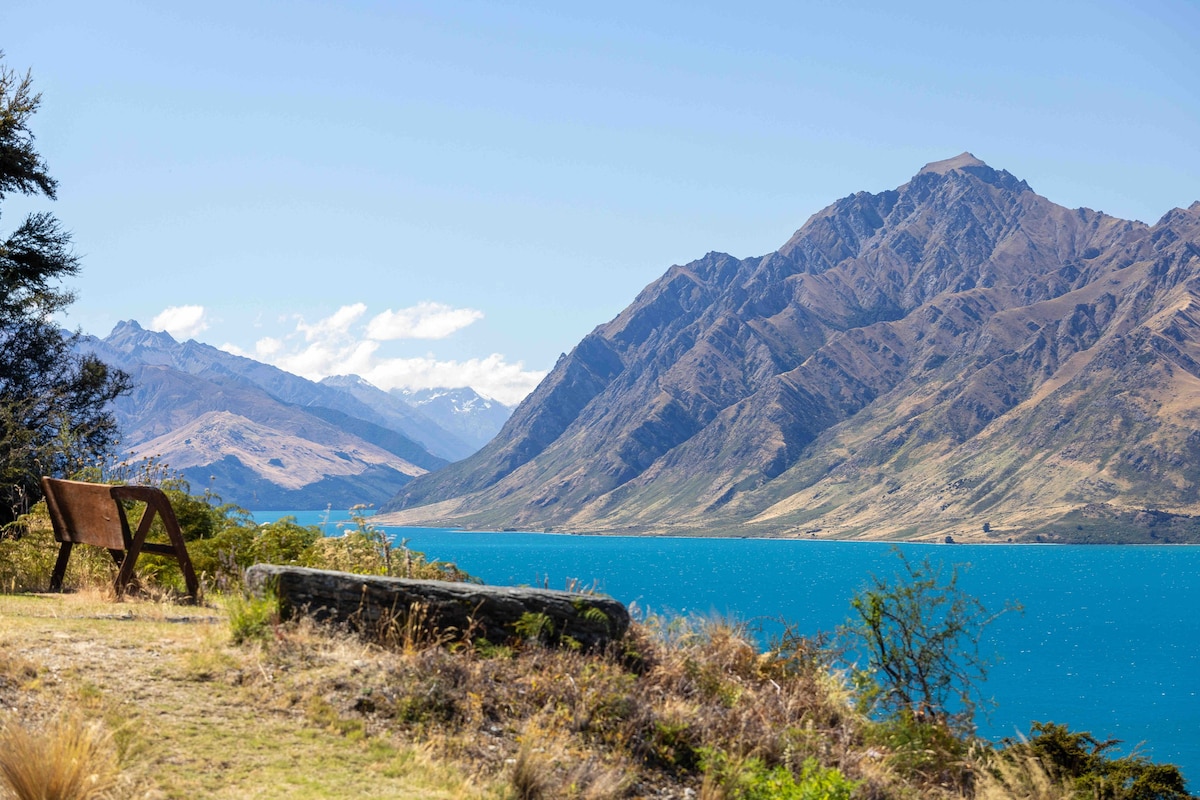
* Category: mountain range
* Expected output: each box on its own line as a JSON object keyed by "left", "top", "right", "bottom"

{"left": 377, "top": 153, "right": 1200, "bottom": 543}
{"left": 78, "top": 322, "right": 511, "bottom": 510}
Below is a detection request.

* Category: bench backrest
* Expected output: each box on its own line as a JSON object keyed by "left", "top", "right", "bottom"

{"left": 41, "top": 477, "right": 130, "bottom": 551}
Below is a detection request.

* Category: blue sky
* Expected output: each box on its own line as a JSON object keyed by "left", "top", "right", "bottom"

{"left": 3, "top": 0, "right": 1197, "bottom": 403}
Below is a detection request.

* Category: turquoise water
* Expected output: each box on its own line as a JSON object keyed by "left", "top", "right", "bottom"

{"left": 255, "top": 508, "right": 365, "bottom": 532}
{"left": 252, "top": 512, "right": 1200, "bottom": 779}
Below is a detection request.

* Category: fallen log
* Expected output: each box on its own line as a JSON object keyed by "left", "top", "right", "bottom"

{"left": 244, "top": 564, "right": 631, "bottom": 650}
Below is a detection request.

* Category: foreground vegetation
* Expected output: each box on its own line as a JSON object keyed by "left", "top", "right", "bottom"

{"left": 2, "top": 481, "right": 1194, "bottom": 799}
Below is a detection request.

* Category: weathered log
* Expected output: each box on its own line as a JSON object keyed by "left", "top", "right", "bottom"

{"left": 244, "top": 564, "right": 630, "bottom": 650}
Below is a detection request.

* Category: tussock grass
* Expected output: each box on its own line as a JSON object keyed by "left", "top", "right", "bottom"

{"left": 0, "top": 593, "right": 500, "bottom": 799}
{"left": 3, "top": 589, "right": 1190, "bottom": 798}
{"left": 223, "top": 586, "right": 281, "bottom": 644}
{"left": 245, "top": 610, "right": 1128, "bottom": 799}
{"left": 973, "top": 751, "right": 1072, "bottom": 800}
{"left": 0, "top": 714, "right": 118, "bottom": 800}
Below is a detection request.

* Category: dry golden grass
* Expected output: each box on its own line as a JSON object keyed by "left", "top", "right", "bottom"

{"left": 0, "top": 593, "right": 500, "bottom": 799}
{"left": 2, "top": 588, "right": 1128, "bottom": 799}
{"left": 972, "top": 751, "right": 1073, "bottom": 800}
{"left": 243, "top": 612, "right": 881, "bottom": 797}
{"left": 0, "top": 714, "right": 118, "bottom": 800}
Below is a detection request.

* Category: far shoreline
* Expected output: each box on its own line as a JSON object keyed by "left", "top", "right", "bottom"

{"left": 250, "top": 509, "right": 1199, "bottom": 546}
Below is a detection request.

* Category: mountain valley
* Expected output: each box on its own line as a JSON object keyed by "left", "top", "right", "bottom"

{"left": 78, "top": 323, "right": 511, "bottom": 510}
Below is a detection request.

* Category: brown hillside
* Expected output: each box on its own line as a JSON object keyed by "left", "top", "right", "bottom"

{"left": 380, "top": 156, "right": 1200, "bottom": 542}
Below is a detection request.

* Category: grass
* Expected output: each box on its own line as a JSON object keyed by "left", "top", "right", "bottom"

{"left": 239, "top": 612, "right": 895, "bottom": 798}
{"left": 0, "top": 592, "right": 880, "bottom": 798}
{"left": 0, "top": 713, "right": 118, "bottom": 800}
{"left": 973, "top": 751, "right": 1071, "bottom": 800}
{"left": 0, "top": 592, "right": 497, "bottom": 799}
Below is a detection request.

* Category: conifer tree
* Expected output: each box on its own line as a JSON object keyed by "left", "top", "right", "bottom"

{"left": 0, "top": 53, "right": 128, "bottom": 523}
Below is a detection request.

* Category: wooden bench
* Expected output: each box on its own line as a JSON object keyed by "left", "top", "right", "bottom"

{"left": 41, "top": 477, "right": 200, "bottom": 601}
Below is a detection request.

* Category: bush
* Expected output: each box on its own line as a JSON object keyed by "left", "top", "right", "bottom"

{"left": 999, "top": 721, "right": 1193, "bottom": 800}
{"left": 842, "top": 548, "right": 1018, "bottom": 732}
{"left": 308, "top": 510, "right": 476, "bottom": 582}
{"left": 185, "top": 515, "right": 324, "bottom": 591}
{"left": 863, "top": 710, "right": 971, "bottom": 792}
{"left": 701, "top": 750, "right": 857, "bottom": 800}
{"left": 225, "top": 587, "right": 281, "bottom": 644}
{"left": 0, "top": 503, "right": 114, "bottom": 592}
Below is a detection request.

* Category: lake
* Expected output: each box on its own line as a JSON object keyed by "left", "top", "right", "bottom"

{"left": 255, "top": 510, "right": 1200, "bottom": 779}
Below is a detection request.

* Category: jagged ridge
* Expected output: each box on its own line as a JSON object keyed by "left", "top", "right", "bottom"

{"left": 380, "top": 154, "right": 1200, "bottom": 542}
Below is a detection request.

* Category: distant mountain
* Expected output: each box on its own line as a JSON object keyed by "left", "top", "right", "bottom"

{"left": 79, "top": 322, "right": 450, "bottom": 509}
{"left": 379, "top": 153, "right": 1200, "bottom": 543}
{"left": 318, "top": 375, "right": 477, "bottom": 461}
{"left": 93, "top": 321, "right": 470, "bottom": 462}
{"left": 396, "top": 387, "right": 512, "bottom": 451}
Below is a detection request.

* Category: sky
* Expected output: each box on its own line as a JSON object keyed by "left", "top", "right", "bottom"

{"left": 3, "top": 0, "right": 1198, "bottom": 405}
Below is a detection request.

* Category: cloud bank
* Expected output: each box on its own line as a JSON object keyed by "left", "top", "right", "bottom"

{"left": 220, "top": 302, "right": 544, "bottom": 405}
{"left": 150, "top": 305, "right": 209, "bottom": 340}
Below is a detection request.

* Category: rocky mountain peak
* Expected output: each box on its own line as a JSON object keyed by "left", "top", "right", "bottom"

{"left": 110, "top": 318, "right": 145, "bottom": 334}
{"left": 323, "top": 374, "right": 380, "bottom": 391}
{"left": 917, "top": 151, "right": 988, "bottom": 175}
{"left": 107, "top": 318, "right": 171, "bottom": 344}
{"left": 906, "top": 152, "right": 1031, "bottom": 196}
{"left": 101, "top": 320, "right": 184, "bottom": 366}
{"left": 73, "top": 323, "right": 462, "bottom": 509}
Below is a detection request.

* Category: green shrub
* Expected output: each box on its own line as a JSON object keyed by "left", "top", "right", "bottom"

{"left": 644, "top": 718, "right": 700, "bottom": 773}
{"left": 1000, "top": 721, "right": 1192, "bottom": 800}
{"left": 306, "top": 511, "right": 476, "bottom": 583}
{"left": 186, "top": 515, "right": 323, "bottom": 590}
{"left": 133, "top": 493, "right": 474, "bottom": 593}
{"left": 842, "top": 548, "right": 1019, "bottom": 732}
{"left": 702, "top": 751, "right": 857, "bottom": 800}
{"left": 0, "top": 514, "right": 61, "bottom": 592}
{"left": 225, "top": 588, "right": 280, "bottom": 644}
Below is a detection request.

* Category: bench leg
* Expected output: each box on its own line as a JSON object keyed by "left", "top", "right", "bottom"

{"left": 49, "top": 542, "right": 72, "bottom": 592}
{"left": 113, "top": 546, "right": 138, "bottom": 598}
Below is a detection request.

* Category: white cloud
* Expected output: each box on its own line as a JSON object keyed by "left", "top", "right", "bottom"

{"left": 217, "top": 342, "right": 249, "bottom": 358}
{"left": 150, "top": 305, "right": 209, "bottom": 340}
{"left": 363, "top": 354, "right": 544, "bottom": 406}
{"left": 254, "top": 337, "right": 284, "bottom": 357}
{"left": 296, "top": 303, "right": 367, "bottom": 342}
{"left": 239, "top": 303, "right": 544, "bottom": 405}
{"left": 272, "top": 338, "right": 381, "bottom": 381}
{"left": 367, "top": 302, "right": 484, "bottom": 340}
